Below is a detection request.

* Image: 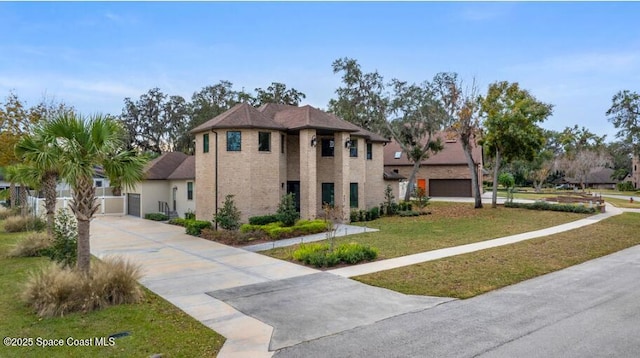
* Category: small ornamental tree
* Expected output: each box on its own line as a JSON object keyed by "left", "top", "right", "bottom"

{"left": 499, "top": 172, "right": 516, "bottom": 203}
{"left": 213, "top": 195, "right": 241, "bottom": 231}
{"left": 276, "top": 193, "right": 299, "bottom": 227}
{"left": 43, "top": 208, "right": 78, "bottom": 268}
{"left": 414, "top": 187, "right": 430, "bottom": 211}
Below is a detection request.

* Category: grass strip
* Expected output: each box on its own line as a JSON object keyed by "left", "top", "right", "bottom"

{"left": 354, "top": 213, "right": 640, "bottom": 299}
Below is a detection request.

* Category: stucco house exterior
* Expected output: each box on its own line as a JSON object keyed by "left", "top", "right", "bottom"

{"left": 190, "top": 103, "right": 389, "bottom": 222}
{"left": 632, "top": 154, "right": 640, "bottom": 189}
{"left": 125, "top": 152, "right": 195, "bottom": 218}
{"left": 383, "top": 132, "right": 483, "bottom": 197}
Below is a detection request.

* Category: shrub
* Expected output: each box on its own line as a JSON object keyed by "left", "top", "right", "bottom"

{"left": 276, "top": 193, "right": 299, "bottom": 227}
{"left": 0, "top": 206, "right": 11, "bottom": 220}
{"left": 398, "top": 202, "right": 413, "bottom": 211}
{"left": 617, "top": 181, "right": 635, "bottom": 192}
{"left": 368, "top": 207, "right": 380, "bottom": 220}
{"left": 292, "top": 220, "right": 328, "bottom": 236}
{"left": 184, "top": 209, "right": 196, "bottom": 220}
{"left": 168, "top": 218, "right": 188, "bottom": 227}
{"left": 382, "top": 185, "right": 397, "bottom": 216}
{"left": 292, "top": 242, "right": 378, "bottom": 268}
{"left": 398, "top": 210, "right": 421, "bottom": 217}
{"left": 7, "top": 232, "right": 52, "bottom": 258}
{"left": 249, "top": 214, "right": 280, "bottom": 226}
{"left": 504, "top": 201, "right": 596, "bottom": 214}
{"left": 42, "top": 209, "right": 77, "bottom": 267}
{"left": 413, "top": 187, "right": 430, "bottom": 211}
{"left": 350, "top": 210, "right": 360, "bottom": 223}
{"left": 359, "top": 210, "right": 369, "bottom": 222}
{"left": 144, "top": 212, "right": 169, "bottom": 221}
{"left": 3, "top": 215, "right": 46, "bottom": 233}
{"left": 213, "top": 195, "right": 241, "bottom": 231}
{"left": 201, "top": 228, "right": 259, "bottom": 245}
{"left": 22, "top": 257, "right": 143, "bottom": 317}
{"left": 185, "top": 220, "right": 212, "bottom": 236}
{"left": 241, "top": 220, "right": 327, "bottom": 240}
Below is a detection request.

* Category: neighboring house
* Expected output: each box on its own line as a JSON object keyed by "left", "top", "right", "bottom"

{"left": 566, "top": 167, "right": 619, "bottom": 190}
{"left": 190, "top": 102, "right": 389, "bottom": 222}
{"left": 124, "top": 152, "right": 195, "bottom": 218}
{"left": 383, "top": 132, "right": 483, "bottom": 197}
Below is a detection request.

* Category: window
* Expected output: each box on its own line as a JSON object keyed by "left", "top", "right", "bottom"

{"left": 95, "top": 180, "right": 103, "bottom": 188}
{"left": 322, "top": 183, "right": 335, "bottom": 206}
{"left": 321, "top": 138, "right": 334, "bottom": 157}
{"left": 203, "top": 134, "right": 209, "bottom": 153}
{"left": 227, "top": 131, "right": 241, "bottom": 151}
{"left": 350, "top": 183, "right": 358, "bottom": 208}
{"left": 281, "top": 134, "right": 285, "bottom": 154}
{"left": 259, "top": 132, "right": 271, "bottom": 152}
{"left": 187, "top": 182, "right": 193, "bottom": 200}
{"left": 366, "top": 143, "right": 373, "bottom": 160}
{"left": 394, "top": 151, "right": 402, "bottom": 159}
{"left": 349, "top": 139, "right": 358, "bottom": 157}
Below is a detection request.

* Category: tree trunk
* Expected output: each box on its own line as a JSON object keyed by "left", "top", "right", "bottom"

{"left": 69, "top": 177, "right": 99, "bottom": 274}
{"left": 533, "top": 180, "right": 542, "bottom": 193}
{"left": 491, "top": 149, "right": 501, "bottom": 208}
{"left": 9, "top": 182, "right": 16, "bottom": 209}
{"left": 20, "top": 185, "right": 28, "bottom": 216}
{"left": 404, "top": 161, "right": 422, "bottom": 202}
{"left": 461, "top": 140, "right": 482, "bottom": 209}
{"left": 43, "top": 172, "right": 58, "bottom": 236}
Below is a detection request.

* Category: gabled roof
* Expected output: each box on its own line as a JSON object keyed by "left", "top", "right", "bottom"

{"left": 191, "top": 103, "right": 286, "bottom": 133}
{"left": 384, "top": 132, "right": 482, "bottom": 166}
{"left": 144, "top": 152, "right": 194, "bottom": 180}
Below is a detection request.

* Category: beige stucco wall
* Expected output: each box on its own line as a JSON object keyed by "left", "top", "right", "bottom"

{"left": 365, "top": 142, "right": 386, "bottom": 208}
{"left": 169, "top": 179, "right": 196, "bottom": 219}
{"left": 136, "top": 181, "right": 169, "bottom": 216}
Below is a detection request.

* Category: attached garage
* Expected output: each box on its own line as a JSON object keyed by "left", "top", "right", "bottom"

{"left": 127, "top": 193, "right": 141, "bottom": 217}
{"left": 429, "top": 179, "right": 471, "bottom": 197}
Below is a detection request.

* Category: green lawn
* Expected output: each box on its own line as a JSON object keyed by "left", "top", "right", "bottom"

{"left": 354, "top": 213, "right": 640, "bottom": 299}
{"left": 0, "top": 229, "right": 225, "bottom": 358}
{"left": 494, "top": 189, "right": 640, "bottom": 209}
{"left": 263, "top": 202, "right": 591, "bottom": 261}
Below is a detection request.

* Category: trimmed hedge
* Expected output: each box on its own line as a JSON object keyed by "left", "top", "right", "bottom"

{"left": 398, "top": 210, "right": 421, "bottom": 217}
{"left": 248, "top": 214, "right": 280, "bottom": 226}
{"left": 185, "top": 220, "right": 212, "bottom": 236}
{"left": 504, "top": 201, "right": 597, "bottom": 214}
{"left": 292, "top": 242, "right": 378, "bottom": 268}
{"left": 240, "top": 219, "right": 328, "bottom": 240}
{"left": 144, "top": 212, "right": 169, "bottom": 221}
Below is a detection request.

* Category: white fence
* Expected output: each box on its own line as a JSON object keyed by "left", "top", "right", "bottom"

{"left": 27, "top": 195, "right": 126, "bottom": 217}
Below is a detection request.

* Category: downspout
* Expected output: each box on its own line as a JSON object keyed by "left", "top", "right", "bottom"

{"left": 212, "top": 130, "right": 219, "bottom": 230}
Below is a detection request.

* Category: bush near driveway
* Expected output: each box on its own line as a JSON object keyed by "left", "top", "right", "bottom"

{"left": 240, "top": 219, "right": 327, "bottom": 240}
{"left": 293, "top": 242, "right": 378, "bottom": 268}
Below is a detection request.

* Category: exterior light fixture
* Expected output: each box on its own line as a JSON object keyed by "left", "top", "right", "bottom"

{"left": 311, "top": 135, "right": 317, "bottom": 147}
{"left": 345, "top": 137, "right": 352, "bottom": 148}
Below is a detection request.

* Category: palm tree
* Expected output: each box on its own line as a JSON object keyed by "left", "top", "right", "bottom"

{"left": 39, "top": 113, "right": 146, "bottom": 274}
{"left": 15, "top": 128, "right": 61, "bottom": 235}
{"left": 4, "top": 164, "right": 41, "bottom": 217}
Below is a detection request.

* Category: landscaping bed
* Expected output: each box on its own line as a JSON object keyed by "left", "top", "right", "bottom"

{"left": 354, "top": 213, "right": 640, "bottom": 299}
{"left": 262, "top": 202, "right": 593, "bottom": 262}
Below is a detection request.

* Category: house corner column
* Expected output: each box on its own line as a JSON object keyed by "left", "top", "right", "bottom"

{"left": 299, "top": 129, "right": 317, "bottom": 219}
{"left": 334, "top": 131, "right": 351, "bottom": 222}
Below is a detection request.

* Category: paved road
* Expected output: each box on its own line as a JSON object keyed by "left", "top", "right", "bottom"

{"left": 274, "top": 244, "right": 640, "bottom": 358}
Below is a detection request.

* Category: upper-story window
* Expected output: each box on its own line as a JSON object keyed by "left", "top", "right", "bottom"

{"left": 281, "top": 134, "right": 285, "bottom": 154}
{"left": 349, "top": 139, "right": 358, "bottom": 157}
{"left": 321, "top": 138, "right": 334, "bottom": 157}
{"left": 227, "top": 131, "right": 241, "bottom": 151}
{"left": 366, "top": 143, "right": 373, "bottom": 160}
{"left": 203, "top": 133, "right": 209, "bottom": 153}
{"left": 259, "top": 132, "right": 271, "bottom": 152}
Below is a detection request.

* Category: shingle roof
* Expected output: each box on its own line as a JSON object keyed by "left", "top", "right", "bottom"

{"left": 191, "top": 103, "right": 286, "bottom": 133}
{"left": 144, "top": 152, "right": 194, "bottom": 180}
{"left": 167, "top": 156, "right": 195, "bottom": 180}
{"left": 272, "top": 105, "right": 362, "bottom": 132}
{"left": 384, "top": 132, "right": 482, "bottom": 166}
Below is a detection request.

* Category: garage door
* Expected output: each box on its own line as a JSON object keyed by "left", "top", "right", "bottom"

{"left": 127, "top": 193, "right": 141, "bottom": 217}
{"left": 429, "top": 179, "right": 472, "bottom": 197}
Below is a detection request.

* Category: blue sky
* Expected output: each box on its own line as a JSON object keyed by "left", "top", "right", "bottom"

{"left": 2, "top": 2, "right": 639, "bottom": 140}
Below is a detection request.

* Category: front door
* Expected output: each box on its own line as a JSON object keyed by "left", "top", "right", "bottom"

{"left": 286, "top": 181, "right": 300, "bottom": 212}
{"left": 172, "top": 187, "right": 177, "bottom": 212}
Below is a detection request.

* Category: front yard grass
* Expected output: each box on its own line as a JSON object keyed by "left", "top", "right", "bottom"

{"left": 263, "top": 202, "right": 591, "bottom": 261}
{"left": 602, "top": 196, "right": 640, "bottom": 209}
{"left": 354, "top": 212, "right": 640, "bottom": 299}
{"left": 0, "top": 229, "right": 225, "bottom": 358}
